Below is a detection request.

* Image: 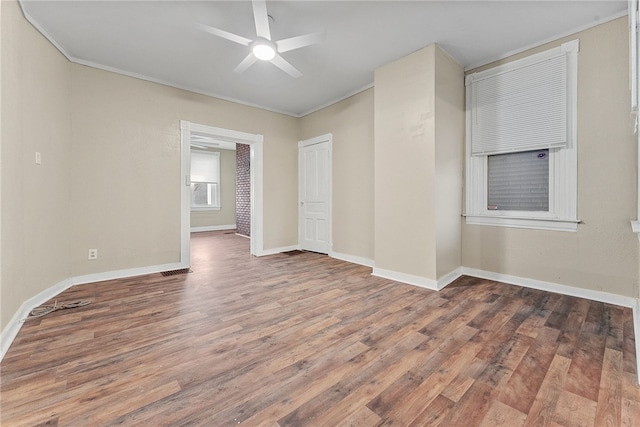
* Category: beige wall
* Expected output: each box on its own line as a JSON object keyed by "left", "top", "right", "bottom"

{"left": 299, "top": 89, "right": 375, "bottom": 261}
{"left": 1, "top": 2, "right": 299, "bottom": 331}
{"left": 190, "top": 148, "right": 237, "bottom": 229}
{"left": 1, "top": 0, "right": 3, "bottom": 331}
{"left": 373, "top": 45, "right": 464, "bottom": 282}
{"left": 435, "top": 48, "right": 464, "bottom": 279}
{"left": 462, "top": 17, "right": 640, "bottom": 298}
{"left": 2, "top": 2, "right": 638, "bottom": 337}
{"left": 374, "top": 45, "right": 438, "bottom": 279}
{"left": 1, "top": 0, "right": 73, "bottom": 329}
{"left": 70, "top": 64, "right": 299, "bottom": 276}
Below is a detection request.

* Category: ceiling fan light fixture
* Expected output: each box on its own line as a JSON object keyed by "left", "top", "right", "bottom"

{"left": 252, "top": 41, "right": 276, "bottom": 61}
{"left": 199, "top": 0, "right": 323, "bottom": 77}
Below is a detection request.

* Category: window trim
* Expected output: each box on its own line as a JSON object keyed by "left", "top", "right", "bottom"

{"left": 629, "top": 0, "right": 640, "bottom": 234}
{"left": 464, "top": 40, "right": 579, "bottom": 232}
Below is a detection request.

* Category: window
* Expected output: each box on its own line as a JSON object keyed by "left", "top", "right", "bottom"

{"left": 190, "top": 150, "right": 220, "bottom": 210}
{"left": 488, "top": 149, "right": 549, "bottom": 212}
{"left": 465, "top": 39, "right": 579, "bottom": 232}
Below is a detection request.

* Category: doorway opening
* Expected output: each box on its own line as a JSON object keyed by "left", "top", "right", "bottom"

{"left": 180, "top": 120, "right": 264, "bottom": 267}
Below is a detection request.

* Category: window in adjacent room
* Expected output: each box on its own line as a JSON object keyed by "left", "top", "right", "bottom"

{"left": 464, "top": 39, "right": 579, "bottom": 231}
{"left": 190, "top": 150, "right": 220, "bottom": 210}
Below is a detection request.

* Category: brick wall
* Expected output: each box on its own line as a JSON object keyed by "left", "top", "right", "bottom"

{"left": 236, "top": 143, "right": 251, "bottom": 237}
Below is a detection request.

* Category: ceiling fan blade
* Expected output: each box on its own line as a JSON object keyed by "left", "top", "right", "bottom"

{"left": 190, "top": 143, "right": 210, "bottom": 150}
{"left": 252, "top": 0, "right": 271, "bottom": 40}
{"left": 234, "top": 53, "right": 258, "bottom": 74}
{"left": 192, "top": 135, "right": 220, "bottom": 144}
{"left": 276, "top": 32, "right": 325, "bottom": 53}
{"left": 270, "top": 54, "right": 302, "bottom": 78}
{"left": 197, "top": 23, "right": 252, "bottom": 46}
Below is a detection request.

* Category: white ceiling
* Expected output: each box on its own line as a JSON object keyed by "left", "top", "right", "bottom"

{"left": 19, "top": 1, "right": 628, "bottom": 117}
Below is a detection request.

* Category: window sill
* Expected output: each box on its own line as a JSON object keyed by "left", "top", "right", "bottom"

{"left": 191, "top": 207, "right": 221, "bottom": 212}
{"left": 464, "top": 214, "right": 579, "bottom": 232}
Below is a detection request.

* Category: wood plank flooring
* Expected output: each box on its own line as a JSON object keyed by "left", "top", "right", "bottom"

{"left": 1, "top": 231, "right": 640, "bottom": 426}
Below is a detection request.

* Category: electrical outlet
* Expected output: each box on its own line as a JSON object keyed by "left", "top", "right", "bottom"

{"left": 88, "top": 249, "right": 98, "bottom": 260}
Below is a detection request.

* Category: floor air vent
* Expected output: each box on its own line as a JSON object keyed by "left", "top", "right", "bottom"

{"left": 161, "top": 268, "right": 192, "bottom": 277}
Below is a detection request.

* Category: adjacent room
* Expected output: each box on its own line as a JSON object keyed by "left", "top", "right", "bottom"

{"left": 2, "top": 0, "right": 640, "bottom": 425}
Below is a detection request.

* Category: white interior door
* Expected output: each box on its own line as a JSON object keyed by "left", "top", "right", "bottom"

{"left": 299, "top": 134, "right": 332, "bottom": 254}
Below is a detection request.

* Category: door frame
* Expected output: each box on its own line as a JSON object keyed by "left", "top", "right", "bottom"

{"left": 298, "top": 133, "right": 333, "bottom": 253}
{"left": 180, "top": 120, "right": 264, "bottom": 264}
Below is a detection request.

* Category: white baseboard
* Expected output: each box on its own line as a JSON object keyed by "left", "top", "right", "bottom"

{"left": 460, "top": 266, "right": 640, "bottom": 384}
{"left": 330, "top": 251, "right": 374, "bottom": 268}
{"left": 634, "top": 302, "right": 640, "bottom": 384}
{"left": 0, "top": 261, "right": 189, "bottom": 362}
{"left": 372, "top": 267, "right": 440, "bottom": 290}
{"left": 460, "top": 267, "right": 639, "bottom": 309}
{"left": 437, "top": 267, "right": 465, "bottom": 290}
{"left": 371, "top": 266, "right": 463, "bottom": 291}
{"left": 257, "top": 245, "right": 300, "bottom": 256}
{"left": 72, "top": 262, "right": 188, "bottom": 286}
{"left": 1, "top": 277, "right": 74, "bottom": 361}
{"left": 371, "top": 264, "right": 640, "bottom": 384}
{"left": 190, "top": 224, "right": 236, "bottom": 233}
{"left": 371, "top": 263, "right": 638, "bottom": 311}
{"left": 4, "top": 260, "right": 639, "bottom": 384}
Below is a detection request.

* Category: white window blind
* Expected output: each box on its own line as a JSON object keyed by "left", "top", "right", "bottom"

{"left": 469, "top": 52, "right": 570, "bottom": 156}
{"left": 190, "top": 151, "right": 219, "bottom": 182}
{"left": 190, "top": 150, "right": 220, "bottom": 209}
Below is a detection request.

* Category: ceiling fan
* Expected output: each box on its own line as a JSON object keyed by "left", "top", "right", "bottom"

{"left": 198, "top": 0, "right": 324, "bottom": 78}
{"left": 191, "top": 134, "right": 220, "bottom": 149}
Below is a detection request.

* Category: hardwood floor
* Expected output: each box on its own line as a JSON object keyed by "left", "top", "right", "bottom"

{"left": 2, "top": 231, "right": 640, "bottom": 426}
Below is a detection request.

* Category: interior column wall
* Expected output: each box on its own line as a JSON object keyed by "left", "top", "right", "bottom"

{"left": 374, "top": 46, "right": 437, "bottom": 280}
{"left": 434, "top": 48, "right": 465, "bottom": 279}
{"left": 373, "top": 45, "right": 464, "bottom": 284}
